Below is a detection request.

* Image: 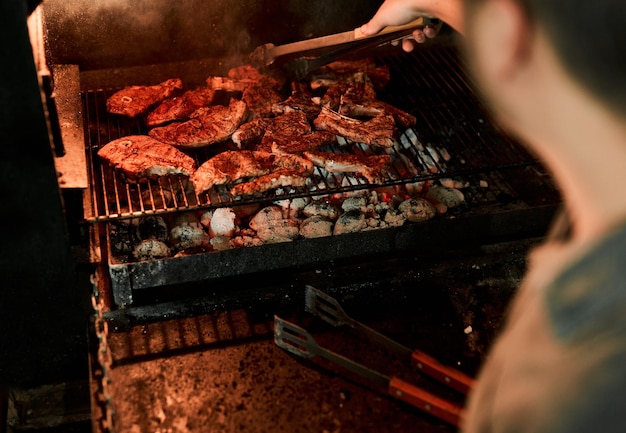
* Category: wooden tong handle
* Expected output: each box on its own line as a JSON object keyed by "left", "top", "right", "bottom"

{"left": 411, "top": 350, "right": 474, "bottom": 394}
{"left": 389, "top": 377, "right": 466, "bottom": 426}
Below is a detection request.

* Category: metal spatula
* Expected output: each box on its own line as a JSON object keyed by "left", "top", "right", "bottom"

{"left": 304, "top": 285, "right": 474, "bottom": 394}
{"left": 274, "top": 315, "right": 466, "bottom": 426}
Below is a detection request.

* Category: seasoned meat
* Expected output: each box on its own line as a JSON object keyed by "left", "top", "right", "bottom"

{"left": 146, "top": 86, "right": 217, "bottom": 127}
{"left": 106, "top": 78, "right": 183, "bottom": 118}
{"left": 272, "top": 82, "right": 321, "bottom": 121}
{"left": 270, "top": 131, "right": 337, "bottom": 154}
{"left": 321, "top": 72, "right": 377, "bottom": 111}
{"left": 313, "top": 106, "right": 398, "bottom": 148}
{"left": 133, "top": 238, "right": 171, "bottom": 260}
{"left": 227, "top": 64, "right": 283, "bottom": 89}
{"left": 97, "top": 135, "right": 196, "bottom": 181}
{"left": 190, "top": 150, "right": 272, "bottom": 194}
{"left": 339, "top": 99, "right": 416, "bottom": 129}
{"left": 257, "top": 111, "right": 312, "bottom": 152}
{"left": 220, "top": 65, "right": 285, "bottom": 119}
{"left": 242, "top": 84, "right": 284, "bottom": 119}
{"left": 304, "top": 151, "right": 392, "bottom": 183}
{"left": 232, "top": 118, "right": 273, "bottom": 148}
{"left": 309, "top": 60, "right": 390, "bottom": 92}
{"left": 230, "top": 169, "right": 309, "bottom": 196}
{"left": 149, "top": 99, "right": 247, "bottom": 148}
{"left": 234, "top": 111, "right": 336, "bottom": 153}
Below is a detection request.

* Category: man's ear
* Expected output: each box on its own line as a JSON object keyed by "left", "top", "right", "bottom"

{"left": 479, "top": 0, "right": 532, "bottom": 81}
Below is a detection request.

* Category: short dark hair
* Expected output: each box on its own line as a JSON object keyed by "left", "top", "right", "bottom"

{"left": 468, "top": 0, "right": 626, "bottom": 116}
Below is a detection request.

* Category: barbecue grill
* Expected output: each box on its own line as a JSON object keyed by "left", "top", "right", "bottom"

{"left": 2, "top": 1, "right": 561, "bottom": 431}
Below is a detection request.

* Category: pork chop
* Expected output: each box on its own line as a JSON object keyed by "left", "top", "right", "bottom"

{"left": 149, "top": 99, "right": 247, "bottom": 148}
{"left": 190, "top": 150, "right": 272, "bottom": 194}
{"left": 97, "top": 135, "right": 197, "bottom": 181}
{"left": 230, "top": 169, "right": 309, "bottom": 196}
{"left": 313, "top": 106, "right": 398, "bottom": 148}
{"left": 146, "top": 86, "right": 217, "bottom": 127}
{"left": 303, "top": 151, "right": 392, "bottom": 183}
{"left": 272, "top": 82, "right": 321, "bottom": 121}
{"left": 106, "top": 78, "right": 183, "bottom": 118}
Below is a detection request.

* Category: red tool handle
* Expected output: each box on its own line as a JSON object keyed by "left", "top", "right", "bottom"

{"left": 389, "top": 377, "right": 466, "bottom": 427}
{"left": 411, "top": 350, "right": 474, "bottom": 394}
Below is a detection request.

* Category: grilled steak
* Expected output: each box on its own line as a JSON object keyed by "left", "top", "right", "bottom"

{"left": 303, "top": 151, "right": 392, "bottom": 183}
{"left": 313, "top": 106, "right": 398, "bottom": 148}
{"left": 219, "top": 65, "right": 285, "bottom": 119}
{"left": 270, "top": 131, "right": 337, "bottom": 154}
{"left": 257, "top": 111, "right": 312, "bottom": 152}
{"left": 232, "top": 118, "right": 273, "bottom": 148}
{"left": 272, "top": 82, "right": 321, "bottom": 121}
{"left": 230, "top": 169, "right": 309, "bottom": 196}
{"left": 146, "top": 86, "right": 217, "bottom": 127}
{"left": 310, "top": 61, "right": 390, "bottom": 92}
{"left": 340, "top": 99, "right": 417, "bottom": 129}
{"left": 106, "top": 78, "right": 183, "bottom": 118}
{"left": 97, "top": 135, "right": 197, "bottom": 181}
{"left": 321, "top": 73, "right": 377, "bottom": 112}
{"left": 242, "top": 84, "right": 284, "bottom": 119}
{"left": 191, "top": 150, "right": 272, "bottom": 194}
{"left": 149, "top": 99, "right": 247, "bottom": 148}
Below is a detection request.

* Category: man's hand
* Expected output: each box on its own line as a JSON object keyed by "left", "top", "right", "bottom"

{"left": 361, "top": 0, "right": 464, "bottom": 51}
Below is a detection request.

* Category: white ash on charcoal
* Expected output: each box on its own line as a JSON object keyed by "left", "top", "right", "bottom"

{"left": 249, "top": 205, "right": 301, "bottom": 244}
{"left": 426, "top": 185, "right": 466, "bottom": 211}
{"left": 169, "top": 213, "right": 210, "bottom": 250}
{"left": 299, "top": 215, "right": 335, "bottom": 239}
{"left": 111, "top": 180, "right": 472, "bottom": 262}
{"left": 133, "top": 238, "right": 171, "bottom": 261}
{"left": 303, "top": 201, "right": 341, "bottom": 220}
{"left": 398, "top": 198, "right": 437, "bottom": 222}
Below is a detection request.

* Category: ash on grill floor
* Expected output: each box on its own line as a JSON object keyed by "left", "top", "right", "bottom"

{"left": 95, "top": 239, "right": 535, "bottom": 433}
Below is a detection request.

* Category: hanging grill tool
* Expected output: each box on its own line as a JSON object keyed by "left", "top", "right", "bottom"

{"left": 274, "top": 286, "right": 474, "bottom": 427}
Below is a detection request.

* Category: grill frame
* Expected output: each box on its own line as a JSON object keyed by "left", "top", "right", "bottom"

{"left": 76, "top": 44, "right": 561, "bottom": 308}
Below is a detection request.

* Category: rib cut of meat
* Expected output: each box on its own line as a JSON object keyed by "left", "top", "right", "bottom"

{"left": 190, "top": 150, "right": 272, "bottom": 194}
{"left": 270, "top": 131, "right": 337, "bottom": 154}
{"left": 313, "top": 106, "right": 398, "bottom": 148}
{"left": 242, "top": 84, "right": 284, "bottom": 119}
{"left": 304, "top": 151, "right": 392, "bottom": 183}
{"left": 205, "top": 66, "right": 285, "bottom": 119}
{"left": 257, "top": 111, "right": 312, "bottom": 152}
{"left": 309, "top": 60, "right": 390, "bottom": 92}
{"left": 230, "top": 169, "right": 309, "bottom": 196}
{"left": 272, "top": 82, "right": 321, "bottom": 121}
{"left": 191, "top": 149, "right": 314, "bottom": 194}
{"left": 232, "top": 118, "right": 273, "bottom": 148}
{"left": 149, "top": 99, "right": 247, "bottom": 148}
{"left": 146, "top": 86, "right": 217, "bottom": 127}
{"left": 339, "top": 99, "right": 417, "bottom": 129}
{"left": 321, "top": 72, "right": 377, "bottom": 111}
{"left": 97, "top": 135, "right": 196, "bottom": 181}
{"left": 106, "top": 78, "right": 183, "bottom": 118}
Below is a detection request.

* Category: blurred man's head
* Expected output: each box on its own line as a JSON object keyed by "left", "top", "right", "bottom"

{"left": 463, "top": 0, "right": 626, "bottom": 128}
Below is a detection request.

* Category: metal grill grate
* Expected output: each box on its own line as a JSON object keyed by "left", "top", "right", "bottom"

{"left": 82, "top": 45, "right": 540, "bottom": 223}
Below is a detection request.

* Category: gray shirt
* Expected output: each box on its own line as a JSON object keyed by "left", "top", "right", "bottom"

{"left": 463, "top": 222, "right": 626, "bottom": 433}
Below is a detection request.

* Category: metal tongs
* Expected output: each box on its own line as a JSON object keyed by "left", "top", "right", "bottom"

{"left": 274, "top": 285, "right": 473, "bottom": 426}
{"left": 250, "top": 17, "right": 441, "bottom": 80}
